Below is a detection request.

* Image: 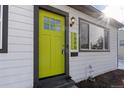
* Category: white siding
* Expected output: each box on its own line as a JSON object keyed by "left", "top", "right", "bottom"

{"left": 118, "top": 31, "right": 124, "bottom": 70}
{"left": 0, "top": 5, "right": 118, "bottom": 87}
{"left": 118, "top": 31, "right": 124, "bottom": 60}
{"left": 52, "top": 5, "right": 118, "bottom": 82}
{"left": 0, "top": 5, "right": 33, "bottom": 88}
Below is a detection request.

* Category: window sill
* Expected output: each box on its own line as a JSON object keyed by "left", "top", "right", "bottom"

{"left": 79, "top": 49, "right": 110, "bottom": 52}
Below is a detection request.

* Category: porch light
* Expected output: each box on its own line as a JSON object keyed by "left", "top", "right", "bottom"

{"left": 70, "top": 17, "right": 76, "bottom": 27}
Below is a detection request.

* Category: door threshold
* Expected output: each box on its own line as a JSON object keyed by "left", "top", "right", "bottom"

{"left": 34, "top": 75, "right": 75, "bottom": 88}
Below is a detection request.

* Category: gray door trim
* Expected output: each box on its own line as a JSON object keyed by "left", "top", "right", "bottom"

{"left": 33, "top": 5, "right": 70, "bottom": 87}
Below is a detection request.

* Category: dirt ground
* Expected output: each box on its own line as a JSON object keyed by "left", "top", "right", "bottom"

{"left": 76, "top": 69, "right": 124, "bottom": 88}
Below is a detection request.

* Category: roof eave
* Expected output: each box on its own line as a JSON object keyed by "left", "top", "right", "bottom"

{"left": 69, "top": 5, "right": 124, "bottom": 28}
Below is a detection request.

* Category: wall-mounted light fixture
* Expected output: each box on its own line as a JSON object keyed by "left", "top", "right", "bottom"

{"left": 70, "top": 17, "right": 76, "bottom": 27}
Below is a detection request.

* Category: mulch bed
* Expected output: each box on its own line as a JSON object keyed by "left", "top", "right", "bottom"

{"left": 76, "top": 69, "right": 124, "bottom": 88}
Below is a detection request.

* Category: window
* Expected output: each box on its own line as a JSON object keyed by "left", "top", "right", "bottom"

{"left": 120, "top": 40, "right": 124, "bottom": 46}
{"left": 104, "top": 30, "right": 109, "bottom": 49}
{"left": 0, "top": 5, "right": 8, "bottom": 53}
{"left": 90, "top": 25, "right": 104, "bottom": 49}
{"left": 44, "top": 16, "right": 61, "bottom": 31}
{"left": 0, "top": 6, "right": 2, "bottom": 49}
{"left": 79, "top": 22, "right": 89, "bottom": 49}
{"left": 79, "top": 19, "right": 110, "bottom": 52}
{"left": 55, "top": 20, "right": 60, "bottom": 31}
{"left": 44, "top": 17, "right": 49, "bottom": 30}
{"left": 49, "top": 18, "right": 55, "bottom": 30}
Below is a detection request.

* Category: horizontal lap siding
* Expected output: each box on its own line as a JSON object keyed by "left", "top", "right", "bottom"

{"left": 52, "top": 5, "right": 118, "bottom": 82}
{"left": 0, "top": 5, "right": 33, "bottom": 88}
{"left": 0, "top": 5, "right": 118, "bottom": 87}
{"left": 118, "top": 31, "right": 124, "bottom": 60}
{"left": 69, "top": 26, "right": 117, "bottom": 82}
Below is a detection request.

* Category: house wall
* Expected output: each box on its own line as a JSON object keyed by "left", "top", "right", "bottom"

{"left": 0, "top": 5, "right": 34, "bottom": 88}
{"left": 118, "top": 30, "right": 124, "bottom": 60}
{"left": 0, "top": 5, "right": 118, "bottom": 87}
{"left": 52, "top": 5, "right": 118, "bottom": 82}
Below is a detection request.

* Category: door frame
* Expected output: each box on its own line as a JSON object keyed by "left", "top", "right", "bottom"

{"left": 34, "top": 5, "right": 69, "bottom": 87}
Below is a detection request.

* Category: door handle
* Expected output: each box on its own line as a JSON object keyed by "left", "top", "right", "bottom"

{"left": 62, "top": 48, "right": 65, "bottom": 55}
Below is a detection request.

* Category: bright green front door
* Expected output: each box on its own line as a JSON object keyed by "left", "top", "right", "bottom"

{"left": 38, "top": 9, "right": 65, "bottom": 79}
